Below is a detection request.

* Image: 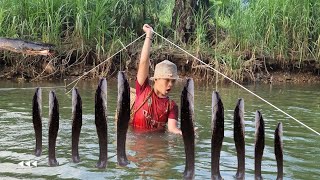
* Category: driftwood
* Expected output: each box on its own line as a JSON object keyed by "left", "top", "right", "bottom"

{"left": 0, "top": 37, "right": 55, "bottom": 56}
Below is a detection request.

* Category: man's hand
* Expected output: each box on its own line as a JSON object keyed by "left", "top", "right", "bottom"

{"left": 142, "top": 24, "right": 153, "bottom": 38}
{"left": 172, "top": 128, "right": 182, "bottom": 135}
{"left": 168, "top": 118, "right": 182, "bottom": 135}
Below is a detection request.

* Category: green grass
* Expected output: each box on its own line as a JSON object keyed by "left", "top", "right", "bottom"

{"left": 228, "top": 0, "right": 320, "bottom": 63}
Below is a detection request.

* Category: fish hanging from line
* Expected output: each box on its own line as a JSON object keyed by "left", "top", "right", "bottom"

{"left": 32, "top": 87, "right": 42, "bottom": 157}
{"left": 234, "top": 98, "right": 245, "bottom": 180}
{"left": 181, "top": 78, "right": 195, "bottom": 180}
{"left": 48, "top": 90, "right": 59, "bottom": 166}
{"left": 116, "top": 71, "right": 131, "bottom": 166}
{"left": 274, "top": 122, "right": 283, "bottom": 180}
{"left": 28, "top": 71, "right": 285, "bottom": 179}
{"left": 254, "top": 110, "right": 265, "bottom": 180}
{"left": 71, "top": 88, "right": 82, "bottom": 163}
{"left": 95, "top": 78, "right": 108, "bottom": 169}
{"left": 209, "top": 96, "right": 283, "bottom": 179}
{"left": 211, "top": 91, "right": 224, "bottom": 180}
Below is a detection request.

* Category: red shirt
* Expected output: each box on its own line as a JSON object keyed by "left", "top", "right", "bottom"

{"left": 131, "top": 79, "right": 178, "bottom": 130}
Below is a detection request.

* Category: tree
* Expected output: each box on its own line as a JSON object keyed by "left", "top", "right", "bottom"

{"left": 171, "top": 0, "right": 209, "bottom": 43}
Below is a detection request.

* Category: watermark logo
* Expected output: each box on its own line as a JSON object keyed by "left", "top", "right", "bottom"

{"left": 18, "top": 161, "right": 37, "bottom": 167}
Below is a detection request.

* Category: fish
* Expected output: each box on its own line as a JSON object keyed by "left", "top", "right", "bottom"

{"left": 32, "top": 87, "right": 42, "bottom": 157}
{"left": 48, "top": 90, "right": 59, "bottom": 166}
{"left": 181, "top": 78, "right": 195, "bottom": 180}
{"left": 234, "top": 98, "right": 245, "bottom": 179}
{"left": 71, "top": 88, "right": 82, "bottom": 163}
{"left": 211, "top": 91, "right": 224, "bottom": 180}
{"left": 0, "top": 37, "right": 55, "bottom": 56}
{"left": 95, "top": 78, "right": 108, "bottom": 169}
{"left": 274, "top": 122, "right": 283, "bottom": 180}
{"left": 116, "top": 71, "right": 130, "bottom": 166}
{"left": 254, "top": 110, "right": 265, "bottom": 180}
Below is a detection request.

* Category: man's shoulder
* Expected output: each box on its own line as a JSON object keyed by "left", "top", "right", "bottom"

{"left": 136, "top": 78, "right": 152, "bottom": 96}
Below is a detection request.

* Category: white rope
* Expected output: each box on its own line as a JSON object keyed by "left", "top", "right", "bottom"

{"left": 153, "top": 30, "right": 320, "bottom": 136}
{"left": 65, "top": 34, "right": 147, "bottom": 94}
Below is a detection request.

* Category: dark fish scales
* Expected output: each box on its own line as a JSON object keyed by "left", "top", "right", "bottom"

{"left": 254, "top": 111, "right": 265, "bottom": 180}
{"left": 181, "top": 78, "right": 195, "bottom": 180}
{"left": 274, "top": 122, "right": 283, "bottom": 180}
{"left": 116, "top": 71, "right": 130, "bottom": 166}
{"left": 234, "top": 98, "right": 245, "bottom": 179}
{"left": 32, "top": 87, "right": 42, "bottom": 157}
{"left": 211, "top": 91, "right": 224, "bottom": 180}
{"left": 48, "top": 91, "right": 59, "bottom": 166}
{"left": 71, "top": 88, "right": 82, "bottom": 163}
{"left": 95, "top": 78, "right": 108, "bottom": 169}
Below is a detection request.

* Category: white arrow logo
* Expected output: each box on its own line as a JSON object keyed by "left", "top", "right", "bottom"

{"left": 18, "top": 160, "right": 38, "bottom": 167}
{"left": 32, "top": 161, "right": 37, "bottom": 167}
{"left": 18, "top": 161, "right": 24, "bottom": 167}
{"left": 25, "top": 161, "right": 31, "bottom": 167}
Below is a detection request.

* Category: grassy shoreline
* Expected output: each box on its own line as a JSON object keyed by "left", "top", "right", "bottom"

{"left": 0, "top": 0, "right": 319, "bottom": 83}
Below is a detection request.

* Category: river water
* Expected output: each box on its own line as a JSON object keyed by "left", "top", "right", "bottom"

{"left": 0, "top": 79, "right": 319, "bottom": 179}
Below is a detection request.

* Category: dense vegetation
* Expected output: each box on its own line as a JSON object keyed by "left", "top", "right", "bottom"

{"left": 0, "top": 0, "right": 319, "bottom": 82}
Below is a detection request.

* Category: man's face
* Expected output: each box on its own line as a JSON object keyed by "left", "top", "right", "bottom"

{"left": 154, "top": 78, "right": 176, "bottom": 97}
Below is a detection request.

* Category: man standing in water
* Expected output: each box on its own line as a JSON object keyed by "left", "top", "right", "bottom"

{"left": 131, "top": 24, "right": 182, "bottom": 135}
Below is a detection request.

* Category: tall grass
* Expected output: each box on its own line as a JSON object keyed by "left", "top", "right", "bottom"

{"left": 0, "top": 0, "right": 169, "bottom": 49}
{"left": 228, "top": 0, "right": 320, "bottom": 64}
{"left": 0, "top": 0, "right": 171, "bottom": 78}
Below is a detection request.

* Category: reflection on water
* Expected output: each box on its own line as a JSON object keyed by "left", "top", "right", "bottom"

{"left": 0, "top": 79, "right": 319, "bottom": 179}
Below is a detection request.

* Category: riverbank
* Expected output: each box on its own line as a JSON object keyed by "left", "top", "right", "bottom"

{"left": 1, "top": 45, "right": 320, "bottom": 84}
{"left": 0, "top": 55, "right": 320, "bottom": 84}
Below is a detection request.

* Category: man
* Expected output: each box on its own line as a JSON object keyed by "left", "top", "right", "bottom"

{"left": 131, "top": 24, "right": 182, "bottom": 135}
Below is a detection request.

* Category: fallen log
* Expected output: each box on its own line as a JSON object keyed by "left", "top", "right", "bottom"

{"left": 0, "top": 37, "right": 55, "bottom": 56}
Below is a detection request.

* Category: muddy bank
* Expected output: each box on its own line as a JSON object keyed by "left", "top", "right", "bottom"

{"left": 0, "top": 48, "right": 319, "bottom": 84}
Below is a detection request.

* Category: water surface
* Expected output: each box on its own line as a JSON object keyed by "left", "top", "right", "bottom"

{"left": 0, "top": 79, "right": 319, "bottom": 179}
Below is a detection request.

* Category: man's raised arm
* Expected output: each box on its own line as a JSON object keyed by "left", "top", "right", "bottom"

{"left": 137, "top": 24, "right": 153, "bottom": 85}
